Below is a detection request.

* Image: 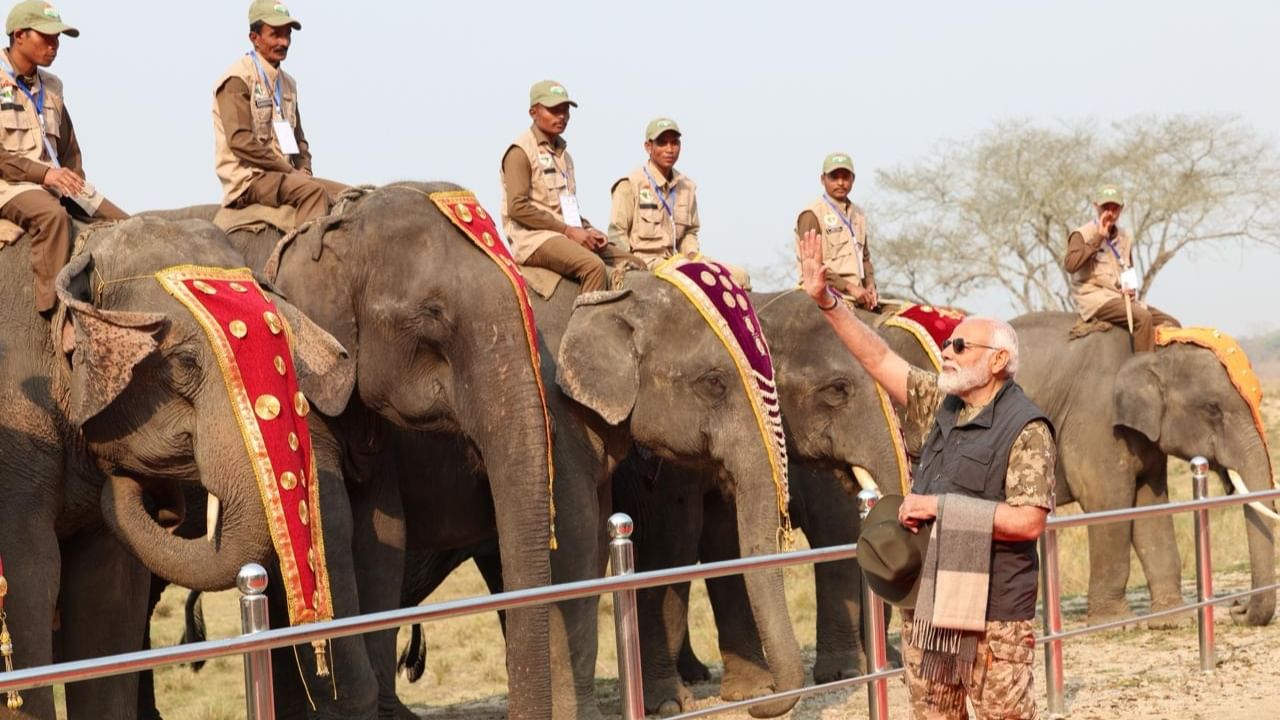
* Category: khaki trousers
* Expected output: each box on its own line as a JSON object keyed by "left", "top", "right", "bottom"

{"left": 523, "top": 235, "right": 633, "bottom": 294}
{"left": 901, "top": 612, "right": 1038, "bottom": 719}
{"left": 1092, "top": 297, "right": 1180, "bottom": 352}
{"left": 239, "top": 171, "right": 350, "bottom": 226}
{"left": 2, "top": 188, "right": 129, "bottom": 311}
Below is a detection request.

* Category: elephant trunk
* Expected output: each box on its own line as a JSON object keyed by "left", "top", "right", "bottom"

{"left": 1231, "top": 436, "right": 1276, "bottom": 626}
{"left": 728, "top": 453, "right": 804, "bottom": 718}
{"left": 101, "top": 473, "right": 272, "bottom": 591}
{"left": 458, "top": 344, "right": 553, "bottom": 718}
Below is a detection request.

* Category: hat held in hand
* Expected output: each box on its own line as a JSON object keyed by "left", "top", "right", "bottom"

{"left": 857, "top": 494, "right": 931, "bottom": 608}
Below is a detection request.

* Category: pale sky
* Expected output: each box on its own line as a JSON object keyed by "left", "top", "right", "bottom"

{"left": 51, "top": 0, "right": 1280, "bottom": 336}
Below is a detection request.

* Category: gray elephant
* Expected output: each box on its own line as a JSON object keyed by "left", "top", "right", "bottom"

{"left": 1013, "top": 312, "right": 1275, "bottom": 626}
{"left": 0, "top": 217, "right": 354, "bottom": 720}
{"left": 143, "top": 183, "right": 559, "bottom": 720}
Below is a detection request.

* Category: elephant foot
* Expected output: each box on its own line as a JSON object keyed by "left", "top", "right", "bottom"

{"left": 1086, "top": 599, "right": 1137, "bottom": 630}
{"left": 1230, "top": 596, "right": 1276, "bottom": 627}
{"left": 644, "top": 676, "right": 694, "bottom": 718}
{"left": 1145, "top": 598, "right": 1193, "bottom": 630}
{"left": 812, "top": 649, "right": 866, "bottom": 684}
{"left": 393, "top": 700, "right": 422, "bottom": 720}
{"left": 677, "top": 648, "right": 712, "bottom": 684}
{"left": 719, "top": 653, "right": 774, "bottom": 703}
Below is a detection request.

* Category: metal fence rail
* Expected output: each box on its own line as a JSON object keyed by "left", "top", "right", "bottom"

{"left": 0, "top": 458, "right": 1276, "bottom": 720}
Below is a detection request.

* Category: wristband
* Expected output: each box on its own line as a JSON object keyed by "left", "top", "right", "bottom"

{"left": 818, "top": 292, "right": 839, "bottom": 312}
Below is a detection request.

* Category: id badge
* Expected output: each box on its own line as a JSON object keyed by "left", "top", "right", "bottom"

{"left": 273, "top": 119, "right": 300, "bottom": 155}
{"left": 1119, "top": 268, "right": 1139, "bottom": 291}
{"left": 559, "top": 193, "right": 583, "bottom": 228}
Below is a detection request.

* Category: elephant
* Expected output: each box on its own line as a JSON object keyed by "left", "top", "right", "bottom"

{"left": 140, "top": 183, "right": 559, "bottom": 720}
{"left": 367, "top": 271, "right": 810, "bottom": 719}
{"left": 0, "top": 216, "right": 353, "bottom": 720}
{"left": 1012, "top": 311, "right": 1275, "bottom": 626}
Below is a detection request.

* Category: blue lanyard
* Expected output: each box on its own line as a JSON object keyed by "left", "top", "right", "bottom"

{"left": 642, "top": 166, "right": 677, "bottom": 218}
{"left": 822, "top": 195, "right": 858, "bottom": 238}
{"left": 248, "top": 51, "right": 284, "bottom": 115}
{"left": 0, "top": 55, "right": 59, "bottom": 167}
{"left": 1104, "top": 237, "right": 1123, "bottom": 261}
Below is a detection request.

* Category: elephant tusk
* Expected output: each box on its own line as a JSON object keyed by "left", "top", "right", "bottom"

{"left": 206, "top": 494, "right": 221, "bottom": 544}
{"left": 851, "top": 466, "right": 878, "bottom": 493}
{"left": 1226, "top": 469, "right": 1280, "bottom": 522}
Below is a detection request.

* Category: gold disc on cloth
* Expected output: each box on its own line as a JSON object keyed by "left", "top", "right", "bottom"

{"left": 307, "top": 547, "right": 316, "bottom": 573}
{"left": 254, "top": 394, "right": 281, "bottom": 421}
{"left": 475, "top": 206, "right": 488, "bottom": 220}
{"left": 298, "top": 500, "right": 309, "bottom": 526}
{"left": 279, "top": 471, "right": 298, "bottom": 491}
{"left": 192, "top": 280, "right": 217, "bottom": 295}
{"left": 263, "top": 311, "right": 283, "bottom": 335}
{"left": 454, "top": 203, "right": 473, "bottom": 223}
{"left": 229, "top": 282, "right": 250, "bottom": 293}
{"left": 274, "top": 355, "right": 287, "bottom": 375}
{"left": 481, "top": 232, "right": 495, "bottom": 247}
{"left": 699, "top": 270, "right": 716, "bottom": 287}
{"left": 294, "top": 392, "right": 310, "bottom": 418}
{"left": 229, "top": 320, "right": 248, "bottom": 339}
{"left": 312, "top": 590, "right": 320, "bottom": 609}
{"left": 0, "top": 575, "right": 8, "bottom": 597}
{"left": 288, "top": 432, "right": 299, "bottom": 451}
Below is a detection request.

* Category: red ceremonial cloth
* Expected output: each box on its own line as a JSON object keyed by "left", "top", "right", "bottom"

{"left": 883, "top": 303, "right": 967, "bottom": 372}
{"left": 156, "top": 266, "right": 332, "bottom": 625}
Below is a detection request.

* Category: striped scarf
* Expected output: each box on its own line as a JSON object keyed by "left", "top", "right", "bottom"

{"left": 912, "top": 494, "right": 998, "bottom": 687}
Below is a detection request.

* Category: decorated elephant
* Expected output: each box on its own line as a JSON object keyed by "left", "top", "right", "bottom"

{"left": 1013, "top": 312, "right": 1275, "bottom": 626}
{"left": 140, "top": 184, "right": 558, "bottom": 720}
{"left": 0, "top": 217, "right": 354, "bottom": 720}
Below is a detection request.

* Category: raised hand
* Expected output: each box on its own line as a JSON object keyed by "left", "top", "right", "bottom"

{"left": 797, "top": 229, "right": 832, "bottom": 305}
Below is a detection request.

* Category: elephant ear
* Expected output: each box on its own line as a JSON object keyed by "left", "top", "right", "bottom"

{"left": 1113, "top": 352, "right": 1164, "bottom": 443}
{"left": 272, "top": 295, "right": 356, "bottom": 417}
{"left": 55, "top": 252, "right": 169, "bottom": 427}
{"left": 557, "top": 289, "right": 638, "bottom": 425}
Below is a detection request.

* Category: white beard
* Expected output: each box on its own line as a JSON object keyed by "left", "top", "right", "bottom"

{"left": 938, "top": 360, "right": 989, "bottom": 396}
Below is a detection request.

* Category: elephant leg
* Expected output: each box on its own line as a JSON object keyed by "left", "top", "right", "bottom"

{"left": 348, "top": 474, "right": 405, "bottom": 720}
{"left": 1066, "top": 448, "right": 1139, "bottom": 626}
{"left": 676, "top": 631, "right": 710, "bottom": 684}
{"left": 1132, "top": 462, "right": 1186, "bottom": 627}
{"left": 60, "top": 526, "right": 150, "bottom": 720}
{"left": 0, "top": 510, "right": 60, "bottom": 720}
{"left": 616, "top": 461, "right": 703, "bottom": 716}
{"left": 471, "top": 547, "right": 507, "bottom": 635}
{"left": 136, "top": 574, "right": 169, "bottom": 720}
{"left": 700, "top": 493, "right": 773, "bottom": 704}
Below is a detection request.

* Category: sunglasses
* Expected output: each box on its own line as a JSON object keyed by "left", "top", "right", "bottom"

{"left": 942, "top": 337, "right": 999, "bottom": 354}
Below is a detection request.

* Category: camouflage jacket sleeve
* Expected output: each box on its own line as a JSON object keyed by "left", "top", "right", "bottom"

{"left": 903, "top": 367, "right": 944, "bottom": 456}
{"left": 1004, "top": 420, "right": 1056, "bottom": 510}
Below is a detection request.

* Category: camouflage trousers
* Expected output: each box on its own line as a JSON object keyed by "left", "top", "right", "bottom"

{"left": 901, "top": 611, "right": 1038, "bottom": 719}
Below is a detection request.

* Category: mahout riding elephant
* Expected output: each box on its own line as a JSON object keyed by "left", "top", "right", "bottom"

{"left": 0, "top": 217, "right": 353, "bottom": 720}
{"left": 1013, "top": 312, "right": 1275, "bottom": 626}
{"left": 139, "top": 183, "right": 558, "bottom": 720}
{"left": 368, "top": 270, "right": 809, "bottom": 719}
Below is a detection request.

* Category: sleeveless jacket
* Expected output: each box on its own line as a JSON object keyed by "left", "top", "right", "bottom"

{"left": 796, "top": 195, "right": 867, "bottom": 283}
{"left": 0, "top": 51, "right": 66, "bottom": 209}
{"left": 212, "top": 53, "right": 301, "bottom": 206}
{"left": 915, "top": 380, "right": 1052, "bottom": 621}
{"left": 500, "top": 128, "right": 577, "bottom": 263}
{"left": 611, "top": 163, "right": 699, "bottom": 266}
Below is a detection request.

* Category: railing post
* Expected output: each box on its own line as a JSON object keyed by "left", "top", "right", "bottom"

{"left": 608, "top": 513, "right": 644, "bottom": 720}
{"left": 238, "top": 563, "right": 275, "bottom": 720}
{"left": 1040, "top": 521, "right": 1066, "bottom": 718}
{"left": 857, "top": 488, "right": 888, "bottom": 720}
{"left": 1190, "top": 456, "right": 1216, "bottom": 672}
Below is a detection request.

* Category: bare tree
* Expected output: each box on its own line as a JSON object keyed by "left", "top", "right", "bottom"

{"left": 872, "top": 115, "right": 1280, "bottom": 312}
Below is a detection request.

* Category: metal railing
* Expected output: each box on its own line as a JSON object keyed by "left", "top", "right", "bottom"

{"left": 0, "top": 457, "right": 1276, "bottom": 719}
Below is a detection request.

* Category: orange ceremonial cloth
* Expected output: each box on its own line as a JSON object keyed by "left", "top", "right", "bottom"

{"left": 882, "top": 303, "right": 966, "bottom": 372}
{"left": 156, "top": 266, "right": 332, "bottom": 625}
{"left": 1156, "top": 326, "right": 1272, "bottom": 474}
{"left": 426, "top": 189, "right": 558, "bottom": 549}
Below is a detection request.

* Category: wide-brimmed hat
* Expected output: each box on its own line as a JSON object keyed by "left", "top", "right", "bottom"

{"left": 857, "top": 494, "right": 931, "bottom": 608}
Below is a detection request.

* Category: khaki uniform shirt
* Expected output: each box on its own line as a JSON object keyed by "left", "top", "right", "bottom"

{"left": 795, "top": 195, "right": 874, "bottom": 294}
{"left": 501, "top": 126, "right": 593, "bottom": 263}
{"left": 0, "top": 50, "right": 75, "bottom": 209}
{"left": 608, "top": 161, "right": 699, "bottom": 267}
{"left": 212, "top": 52, "right": 309, "bottom": 207}
{"left": 903, "top": 368, "right": 1055, "bottom": 510}
{"left": 1065, "top": 220, "right": 1132, "bottom": 321}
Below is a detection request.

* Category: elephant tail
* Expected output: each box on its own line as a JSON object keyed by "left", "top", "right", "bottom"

{"left": 397, "top": 623, "right": 427, "bottom": 683}
{"left": 181, "top": 590, "right": 207, "bottom": 672}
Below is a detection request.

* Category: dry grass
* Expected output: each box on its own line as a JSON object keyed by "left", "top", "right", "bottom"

{"left": 53, "top": 386, "right": 1280, "bottom": 718}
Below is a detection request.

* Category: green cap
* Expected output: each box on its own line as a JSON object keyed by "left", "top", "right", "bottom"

{"left": 1094, "top": 184, "right": 1124, "bottom": 207}
{"left": 5, "top": 1, "right": 78, "bottom": 38}
{"left": 645, "top": 117, "right": 681, "bottom": 141}
{"left": 822, "top": 152, "right": 855, "bottom": 176}
{"left": 856, "top": 495, "right": 931, "bottom": 608}
{"left": 529, "top": 79, "right": 576, "bottom": 108}
{"left": 249, "top": 0, "right": 301, "bottom": 30}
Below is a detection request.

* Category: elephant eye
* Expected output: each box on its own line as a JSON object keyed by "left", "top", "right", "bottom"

{"left": 165, "top": 349, "right": 203, "bottom": 398}
{"left": 695, "top": 370, "right": 729, "bottom": 403}
{"left": 820, "top": 378, "right": 851, "bottom": 408}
